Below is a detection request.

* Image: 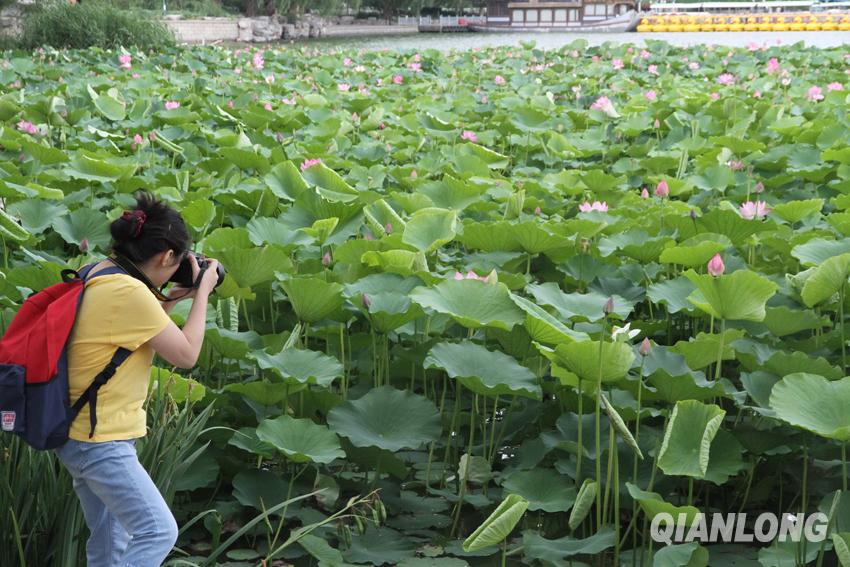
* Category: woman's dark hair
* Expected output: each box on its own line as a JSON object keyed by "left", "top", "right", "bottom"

{"left": 110, "top": 192, "right": 190, "bottom": 264}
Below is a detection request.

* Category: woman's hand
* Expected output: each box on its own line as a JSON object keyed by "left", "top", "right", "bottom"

{"left": 196, "top": 257, "right": 220, "bottom": 295}
{"left": 161, "top": 284, "right": 196, "bottom": 313}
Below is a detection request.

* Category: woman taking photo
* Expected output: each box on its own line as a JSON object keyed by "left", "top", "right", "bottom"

{"left": 55, "top": 192, "right": 220, "bottom": 566}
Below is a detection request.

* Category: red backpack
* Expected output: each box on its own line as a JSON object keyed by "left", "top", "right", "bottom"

{"left": 0, "top": 263, "right": 132, "bottom": 450}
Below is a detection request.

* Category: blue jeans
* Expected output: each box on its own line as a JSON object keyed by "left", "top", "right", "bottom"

{"left": 55, "top": 439, "right": 178, "bottom": 567}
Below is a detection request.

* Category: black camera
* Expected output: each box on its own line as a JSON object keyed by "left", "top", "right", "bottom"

{"left": 170, "top": 252, "right": 225, "bottom": 289}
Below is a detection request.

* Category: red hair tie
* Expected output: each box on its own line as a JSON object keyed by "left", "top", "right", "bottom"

{"left": 121, "top": 210, "right": 146, "bottom": 237}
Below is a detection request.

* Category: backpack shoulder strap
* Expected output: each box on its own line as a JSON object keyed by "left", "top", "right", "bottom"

{"left": 69, "top": 347, "right": 133, "bottom": 439}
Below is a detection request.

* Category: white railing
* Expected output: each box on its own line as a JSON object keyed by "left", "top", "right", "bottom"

{"left": 397, "top": 16, "right": 418, "bottom": 25}
{"left": 417, "top": 15, "right": 487, "bottom": 26}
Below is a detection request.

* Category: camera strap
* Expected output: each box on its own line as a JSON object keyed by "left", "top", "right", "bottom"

{"left": 108, "top": 255, "right": 193, "bottom": 303}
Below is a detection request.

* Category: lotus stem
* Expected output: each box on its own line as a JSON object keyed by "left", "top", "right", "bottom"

{"left": 595, "top": 330, "right": 606, "bottom": 527}
{"left": 577, "top": 378, "right": 584, "bottom": 489}
{"left": 714, "top": 318, "right": 726, "bottom": 382}
{"left": 843, "top": 442, "right": 847, "bottom": 493}
{"left": 603, "top": 426, "right": 615, "bottom": 526}
{"left": 614, "top": 438, "right": 621, "bottom": 567}
{"left": 840, "top": 282, "right": 846, "bottom": 375}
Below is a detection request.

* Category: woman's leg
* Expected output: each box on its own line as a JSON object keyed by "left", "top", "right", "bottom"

{"left": 58, "top": 439, "right": 178, "bottom": 567}
{"left": 56, "top": 440, "right": 131, "bottom": 566}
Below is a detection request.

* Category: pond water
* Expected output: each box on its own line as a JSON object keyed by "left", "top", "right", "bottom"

{"left": 305, "top": 30, "right": 850, "bottom": 51}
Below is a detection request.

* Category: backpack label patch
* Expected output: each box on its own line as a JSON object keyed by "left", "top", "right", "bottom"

{"left": 1, "top": 411, "right": 15, "bottom": 431}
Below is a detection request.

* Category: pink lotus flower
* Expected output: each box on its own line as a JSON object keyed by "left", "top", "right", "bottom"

{"left": 384, "top": 222, "right": 393, "bottom": 234}
{"left": 133, "top": 133, "right": 143, "bottom": 145}
{"left": 131, "top": 72, "right": 140, "bottom": 79}
{"left": 252, "top": 51, "right": 264, "bottom": 70}
{"left": 688, "top": 62, "right": 700, "bottom": 71}
{"left": 612, "top": 58, "right": 624, "bottom": 70}
{"left": 148, "top": 131, "right": 157, "bottom": 141}
{"left": 717, "top": 73, "right": 736, "bottom": 85}
{"left": 300, "top": 158, "right": 321, "bottom": 172}
{"left": 827, "top": 82, "right": 844, "bottom": 92}
{"left": 164, "top": 101, "right": 180, "bottom": 110}
{"left": 264, "top": 102, "right": 272, "bottom": 111}
{"left": 754, "top": 181, "right": 765, "bottom": 193}
{"left": 118, "top": 54, "right": 132, "bottom": 69}
{"left": 265, "top": 74, "right": 275, "bottom": 84}
{"left": 227, "top": 100, "right": 234, "bottom": 108}
{"left": 710, "top": 92, "right": 720, "bottom": 100}
{"left": 413, "top": 53, "right": 421, "bottom": 62}
{"left": 590, "top": 96, "right": 619, "bottom": 118}
{"left": 579, "top": 201, "right": 609, "bottom": 213}
{"left": 640, "top": 49, "right": 650, "bottom": 59}
{"left": 16, "top": 120, "right": 38, "bottom": 135}
{"left": 461, "top": 130, "right": 477, "bottom": 142}
{"left": 766, "top": 58, "right": 780, "bottom": 74}
{"left": 648, "top": 64, "right": 659, "bottom": 75}
{"left": 806, "top": 86, "right": 824, "bottom": 101}
{"left": 354, "top": 65, "right": 366, "bottom": 73}
{"left": 641, "top": 188, "right": 649, "bottom": 199}
{"left": 747, "top": 41, "right": 760, "bottom": 51}
{"left": 343, "top": 57, "right": 352, "bottom": 66}
{"left": 707, "top": 253, "right": 725, "bottom": 277}
{"left": 639, "top": 337, "right": 652, "bottom": 356}
{"left": 644, "top": 90, "right": 657, "bottom": 101}
{"left": 534, "top": 206, "right": 542, "bottom": 215}
{"left": 494, "top": 74, "right": 506, "bottom": 85}
{"left": 753, "top": 90, "right": 762, "bottom": 98}
{"left": 408, "top": 62, "right": 421, "bottom": 72}
{"left": 739, "top": 200, "right": 771, "bottom": 220}
{"left": 654, "top": 179, "right": 669, "bottom": 198}
{"left": 453, "top": 270, "right": 497, "bottom": 284}
{"left": 728, "top": 160, "right": 745, "bottom": 171}
{"left": 338, "top": 83, "right": 351, "bottom": 92}
{"left": 281, "top": 97, "right": 296, "bottom": 106}
{"left": 393, "top": 75, "right": 403, "bottom": 84}
{"left": 322, "top": 251, "right": 332, "bottom": 266}
{"left": 410, "top": 169, "right": 417, "bottom": 178}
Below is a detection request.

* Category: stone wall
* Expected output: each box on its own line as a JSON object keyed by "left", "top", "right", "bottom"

{"left": 0, "top": 3, "right": 25, "bottom": 39}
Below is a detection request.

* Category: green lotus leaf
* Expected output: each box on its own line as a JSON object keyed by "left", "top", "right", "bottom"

{"left": 654, "top": 542, "right": 709, "bottom": 567}
{"left": 224, "top": 380, "right": 292, "bottom": 405}
{"left": 249, "top": 348, "right": 343, "bottom": 387}
{"left": 771, "top": 198, "right": 823, "bottom": 224}
{"left": 149, "top": 367, "right": 205, "bottom": 403}
{"left": 501, "top": 469, "right": 575, "bottom": 513}
{"left": 402, "top": 208, "right": 457, "bottom": 253}
{"left": 301, "top": 162, "right": 359, "bottom": 202}
{"left": 671, "top": 329, "right": 745, "bottom": 370}
{"left": 600, "top": 392, "right": 642, "bottom": 459}
{"left": 361, "top": 292, "right": 424, "bottom": 332}
{"left": 695, "top": 209, "right": 770, "bottom": 246}
{"left": 246, "top": 216, "right": 312, "bottom": 248}
{"left": 257, "top": 415, "right": 344, "bottom": 464}
{"left": 702, "top": 429, "right": 745, "bottom": 485}
{"left": 17, "top": 137, "right": 67, "bottom": 165}
{"left": 0, "top": 179, "right": 64, "bottom": 201}
{"left": 361, "top": 250, "right": 428, "bottom": 276}
{"left": 647, "top": 277, "right": 698, "bottom": 314}
{"left": 800, "top": 253, "right": 850, "bottom": 307}
{"left": 52, "top": 208, "right": 111, "bottom": 251}
{"left": 327, "top": 386, "right": 441, "bottom": 451}
{"left": 344, "top": 273, "right": 422, "bottom": 297}
{"left": 508, "top": 221, "right": 573, "bottom": 255}
{"left": 659, "top": 234, "right": 730, "bottom": 267}
{"left": 264, "top": 161, "right": 310, "bottom": 201}
{"left": 418, "top": 176, "right": 487, "bottom": 210}
{"left": 770, "top": 373, "right": 850, "bottom": 441}
{"left": 410, "top": 280, "right": 524, "bottom": 331}
{"left": 217, "top": 245, "right": 293, "bottom": 289}
{"left": 549, "top": 340, "right": 635, "bottom": 383}
{"left": 658, "top": 400, "right": 726, "bottom": 478}
{"left": 684, "top": 269, "right": 778, "bottom": 321}
{"left": 511, "top": 105, "right": 550, "bottom": 132}
{"left": 345, "top": 527, "right": 417, "bottom": 565}
{"left": 8, "top": 200, "right": 67, "bottom": 233}
{"left": 763, "top": 306, "right": 830, "bottom": 337}
{"left": 792, "top": 239, "right": 850, "bottom": 267}
{"left": 87, "top": 84, "right": 126, "bottom": 121}
{"left": 463, "top": 494, "right": 529, "bottom": 552}
{"left": 424, "top": 341, "right": 542, "bottom": 399}
{"left": 510, "top": 293, "right": 588, "bottom": 345}
{"left": 228, "top": 427, "right": 276, "bottom": 459}
{"left": 569, "top": 479, "right": 598, "bottom": 531}
{"left": 298, "top": 534, "right": 348, "bottom": 566}
{"left": 626, "top": 483, "right": 699, "bottom": 526}
{"left": 834, "top": 533, "right": 850, "bottom": 567}
{"left": 66, "top": 150, "right": 137, "bottom": 182}
{"left": 522, "top": 528, "right": 615, "bottom": 562}
{"left": 219, "top": 147, "right": 271, "bottom": 174}
{"left": 458, "top": 220, "right": 522, "bottom": 252}
{"left": 280, "top": 276, "right": 344, "bottom": 323}
{"left": 232, "top": 469, "right": 291, "bottom": 513}
{"left": 528, "top": 283, "right": 634, "bottom": 321}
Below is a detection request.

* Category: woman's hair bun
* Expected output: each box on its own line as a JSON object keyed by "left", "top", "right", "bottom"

{"left": 109, "top": 191, "right": 191, "bottom": 263}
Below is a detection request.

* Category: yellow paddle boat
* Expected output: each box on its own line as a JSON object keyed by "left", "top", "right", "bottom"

{"left": 637, "top": 17, "right": 652, "bottom": 32}
{"left": 804, "top": 15, "right": 822, "bottom": 30}
{"left": 667, "top": 15, "right": 685, "bottom": 32}
{"left": 757, "top": 15, "right": 774, "bottom": 31}
{"left": 741, "top": 15, "right": 759, "bottom": 31}
{"left": 822, "top": 15, "right": 840, "bottom": 30}
{"left": 788, "top": 15, "right": 806, "bottom": 30}
{"left": 840, "top": 15, "right": 850, "bottom": 30}
{"left": 683, "top": 15, "right": 700, "bottom": 31}
{"left": 728, "top": 15, "right": 745, "bottom": 31}
{"left": 772, "top": 14, "right": 792, "bottom": 30}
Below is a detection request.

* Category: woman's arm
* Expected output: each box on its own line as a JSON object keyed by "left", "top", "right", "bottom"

{"left": 148, "top": 257, "right": 219, "bottom": 369}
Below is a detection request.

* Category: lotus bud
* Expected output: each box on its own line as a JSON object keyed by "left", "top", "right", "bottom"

{"left": 689, "top": 209, "right": 698, "bottom": 220}
{"left": 654, "top": 179, "right": 669, "bottom": 198}
{"left": 707, "top": 253, "right": 725, "bottom": 277}
{"left": 483, "top": 269, "right": 498, "bottom": 285}
{"left": 640, "top": 188, "right": 649, "bottom": 199}
{"left": 384, "top": 222, "right": 393, "bottom": 234}
{"left": 410, "top": 169, "right": 418, "bottom": 178}
{"left": 754, "top": 181, "right": 764, "bottom": 194}
{"left": 322, "top": 251, "right": 332, "bottom": 267}
{"left": 580, "top": 238, "right": 590, "bottom": 253}
{"left": 79, "top": 238, "right": 89, "bottom": 253}
{"left": 362, "top": 294, "right": 371, "bottom": 309}
{"left": 363, "top": 230, "right": 373, "bottom": 241}
{"left": 653, "top": 118, "right": 661, "bottom": 129}
{"left": 639, "top": 337, "right": 652, "bottom": 356}
{"left": 603, "top": 296, "right": 615, "bottom": 315}
{"left": 534, "top": 206, "right": 541, "bottom": 216}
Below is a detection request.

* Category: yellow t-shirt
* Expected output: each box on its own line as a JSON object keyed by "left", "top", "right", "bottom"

{"left": 67, "top": 274, "right": 172, "bottom": 442}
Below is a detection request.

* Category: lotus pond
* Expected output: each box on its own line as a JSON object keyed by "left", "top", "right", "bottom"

{"left": 1, "top": 39, "right": 850, "bottom": 567}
